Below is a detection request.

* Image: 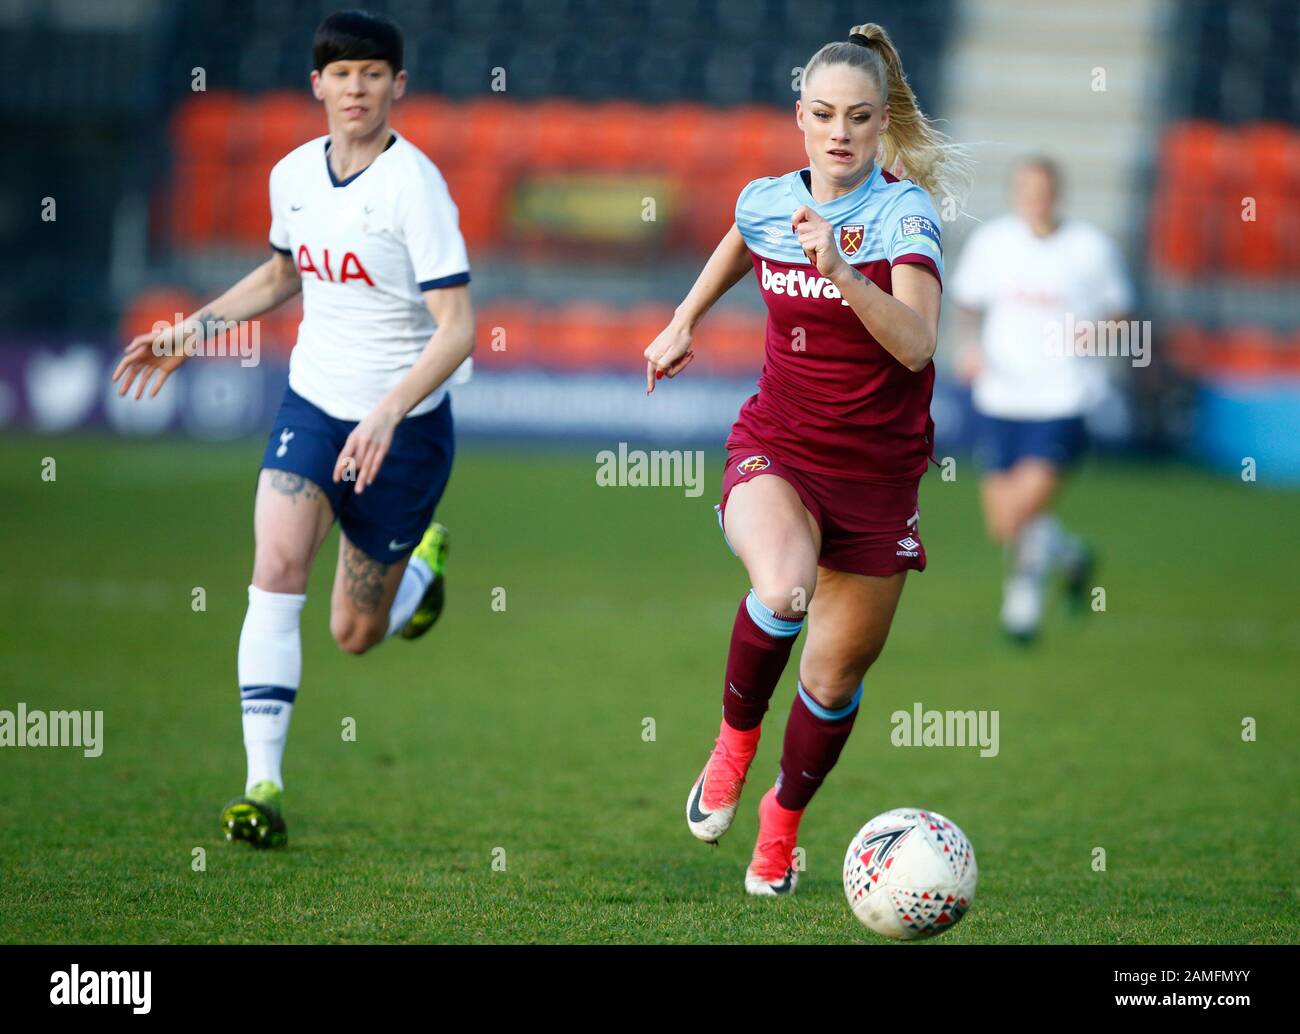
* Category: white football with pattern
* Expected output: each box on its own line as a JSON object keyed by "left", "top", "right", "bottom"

{"left": 843, "top": 808, "right": 977, "bottom": 939}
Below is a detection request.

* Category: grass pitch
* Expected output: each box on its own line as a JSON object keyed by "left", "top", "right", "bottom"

{"left": 1, "top": 433, "right": 1296, "bottom": 943}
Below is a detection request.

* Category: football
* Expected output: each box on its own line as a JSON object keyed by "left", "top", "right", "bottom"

{"left": 843, "top": 808, "right": 977, "bottom": 939}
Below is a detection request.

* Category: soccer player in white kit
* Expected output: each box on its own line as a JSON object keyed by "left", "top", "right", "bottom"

{"left": 949, "top": 157, "right": 1132, "bottom": 641}
{"left": 111, "top": 10, "right": 475, "bottom": 846}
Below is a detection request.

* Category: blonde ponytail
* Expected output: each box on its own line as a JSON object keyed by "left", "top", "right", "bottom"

{"left": 803, "top": 22, "right": 972, "bottom": 209}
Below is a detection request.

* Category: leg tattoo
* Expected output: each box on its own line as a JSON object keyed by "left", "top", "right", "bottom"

{"left": 268, "top": 470, "right": 322, "bottom": 505}
{"left": 341, "top": 539, "right": 389, "bottom": 614}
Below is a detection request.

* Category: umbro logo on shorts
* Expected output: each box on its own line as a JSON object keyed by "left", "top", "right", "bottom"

{"left": 896, "top": 536, "right": 920, "bottom": 557}
{"left": 737, "top": 455, "right": 771, "bottom": 474}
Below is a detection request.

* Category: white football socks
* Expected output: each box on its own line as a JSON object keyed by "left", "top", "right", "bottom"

{"left": 237, "top": 585, "right": 305, "bottom": 794}
{"left": 1017, "top": 514, "right": 1085, "bottom": 579}
{"left": 1002, "top": 514, "right": 1085, "bottom": 634}
{"left": 385, "top": 556, "right": 432, "bottom": 639}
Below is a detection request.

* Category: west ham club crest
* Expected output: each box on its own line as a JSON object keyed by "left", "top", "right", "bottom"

{"left": 838, "top": 223, "right": 864, "bottom": 257}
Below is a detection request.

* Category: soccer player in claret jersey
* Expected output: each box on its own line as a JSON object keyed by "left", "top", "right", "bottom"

{"left": 645, "top": 23, "right": 969, "bottom": 896}
{"left": 111, "top": 11, "right": 474, "bottom": 847}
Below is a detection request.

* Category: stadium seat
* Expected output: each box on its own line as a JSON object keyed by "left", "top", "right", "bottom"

{"left": 119, "top": 286, "right": 200, "bottom": 344}
{"left": 474, "top": 302, "right": 536, "bottom": 366}
{"left": 526, "top": 98, "right": 588, "bottom": 170}
{"left": 253, "top": 91, "right": 318, "bottom": 160}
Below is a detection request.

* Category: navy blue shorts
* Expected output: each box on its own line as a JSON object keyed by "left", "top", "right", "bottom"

{"left": 259, "top": 386, "right": 454, "bottom": 564}
{"left": 974, "top": 414, "right": 1087, "bottom": 472}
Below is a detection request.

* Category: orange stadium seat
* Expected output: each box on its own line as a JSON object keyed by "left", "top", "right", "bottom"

{"left": 660, "top": 103, "right": 726, "bottom": 177}
{"left": 625, "top": 303, "right": 674, "bottom": 364}
{"left": 1237, "top": 123, "right": 1300, "bottom": 196}
{"left": 252, "top": 92, "right": 319, "bottom": 159}
{"left": 440, "top": 160, "right": 507, "bottom": 248}
{"left": 1218, "top": 326, "right": 1287, "bottom": 376}
{"left": 548, "top": 303, "right": 622, "bottom": 369}
{"left": 527, "top": 98, "right": 591, "bottom": 170}
{"left": 1149, "top": 186, "right": 1212, "bottom": 278}
{"left": 257, "top": 298, "right": 302, "bottom": 358}
{"left": 1159, "top": 120, "right": 1229, "bottom": 191}
{"left": 1221, "top": 188, "right": 1285, "bottom": 277}
{"left": 172, "top": 92, "right": 243, "bottom": 155}
{"left": 474, "top": 302, "right": 537, "bottom": 366}
{"left": 392, "top": 95, "right": 468, "bottom": 161}
{"left": 695, "top": 309, "right": 765, "bottom": 375}
{"left": 683, "top": 175, "right": 749, "bottom": 252}
{"left": 119, "top": 286, "right": 200, "bottom": 343}
{"left": 462, "top": 97, "right": 532, "bottom": 169}
{"left": 734, "top": 105, "right": 795, "bottom": 181}
{"left": 585, "top": 101, "right": 652, "bottom": 171}
{"left": 526, "top": 306, "right": 573, "bottom": 367}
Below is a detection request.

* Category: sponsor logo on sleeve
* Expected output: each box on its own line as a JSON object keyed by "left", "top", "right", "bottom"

{"left": 737, "top": 454, "right": 771, "bottom": 474}
{"left": 899, "top": 214, "right": 941, "bottom": 252}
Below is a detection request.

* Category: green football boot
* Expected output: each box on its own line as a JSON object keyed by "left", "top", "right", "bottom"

{"left": 221, "top": 780, "right": 287, "bottom": 849}
{"left": 399, "top": 521, "right": 449, "bottom": 640}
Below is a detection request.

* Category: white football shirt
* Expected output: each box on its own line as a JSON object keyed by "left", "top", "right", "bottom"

{"left": 268, "top": 130, "right": 471, "bottom": 421}
{"left": 949, "top": 215, "right": 1132, "bottom": 420}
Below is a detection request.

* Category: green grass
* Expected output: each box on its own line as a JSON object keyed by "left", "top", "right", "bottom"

{"left": 1, "top": 434, "right": 1297, "bottom": 943}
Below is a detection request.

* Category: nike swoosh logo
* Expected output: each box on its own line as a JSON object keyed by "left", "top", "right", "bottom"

{"left": 687, "top": 775, "right": 711, "bottom": 824}
{"left": 770, "top": 868, "right": 794, "bottom": 893}
{"left": 388, "top": 539, "right": 413, "bottom": 551}
{"left": 290, "top": 204, "right": 303, "bottom": 211}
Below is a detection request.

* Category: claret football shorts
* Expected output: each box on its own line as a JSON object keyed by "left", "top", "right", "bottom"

{"left": 717, "top": 442, "right": 926, "bottom": 578}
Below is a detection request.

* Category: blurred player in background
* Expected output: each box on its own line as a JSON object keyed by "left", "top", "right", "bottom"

{"left": 950, "top": 157, "right": 1132, "bottom": 642}
{"left": 111, "top": 10, "right": 475, "bottom": 846}
{"left": 645, "top": 24, "right": 968, "bottom": 896}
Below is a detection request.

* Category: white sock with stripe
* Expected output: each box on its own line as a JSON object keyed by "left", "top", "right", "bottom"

{"left": 238, "top": 585, "right": 305, "bottom": 793}
{"left": 385, "top": 556, "right": 432, "bottom": 638}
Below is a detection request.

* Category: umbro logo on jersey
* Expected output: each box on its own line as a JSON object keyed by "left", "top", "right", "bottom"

{"left": 275, "top": 429, "right": 294, "bottom": 457}
{"left": 763, "top": 225, "right": 787, "bottom": 241}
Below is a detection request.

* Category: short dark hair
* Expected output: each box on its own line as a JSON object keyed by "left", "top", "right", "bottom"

{"left": 312, "top": 10, "right": 403, "bottom": 73}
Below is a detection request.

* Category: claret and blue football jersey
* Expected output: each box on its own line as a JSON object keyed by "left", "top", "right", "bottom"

{"left": 732, "top": 164, "right": 943, "bottom": 482}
